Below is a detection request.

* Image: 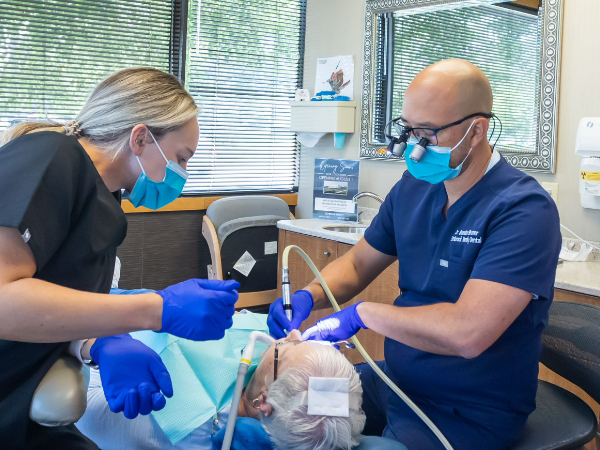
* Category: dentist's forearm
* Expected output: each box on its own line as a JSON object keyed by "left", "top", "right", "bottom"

{"left": 0, "top": 278, "right": 163, "bottom": 342}
{"left": 356, "top": 279, "right": 532, "bottom": 359}
{"left": 304, "top": 255, "right": 365, "bottom": 309}
{"left": 356, "top": 302, "right": 468, "bottom": 357}
{"left": 303, "top": 239, "right": 397, "bottom": 310}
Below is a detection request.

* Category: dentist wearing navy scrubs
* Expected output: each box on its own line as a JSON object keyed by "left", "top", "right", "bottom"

{"left": 268, "top": 59, "right": 561, "bottom": 450}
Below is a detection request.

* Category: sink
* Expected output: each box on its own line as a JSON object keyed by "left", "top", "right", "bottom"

{"left": 323, "top": 225, "right": 367, "bottom": 234}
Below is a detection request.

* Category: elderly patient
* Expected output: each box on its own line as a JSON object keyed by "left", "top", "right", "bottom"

{"left": 76, "top": 311, "right": 365, "bottom": 450}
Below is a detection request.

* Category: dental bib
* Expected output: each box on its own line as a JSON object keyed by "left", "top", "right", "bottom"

{"left": 130, "top": 312, "right": 269, "bottom": 444}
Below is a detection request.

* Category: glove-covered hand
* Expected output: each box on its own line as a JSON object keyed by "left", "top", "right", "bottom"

{"left": 301, "top": 302, "right": 367, "bottom": 341}
{"left": 157, "top": 279, "right": 240, "bottom": 341}
{"left": 90, "top": 334, "right": 173, "bottom": 419}
{"left": 267, "top": 290, "right": 314, "bottom": 339}
{"left": 211, "top": 417, "right": 272, "bottom": 450}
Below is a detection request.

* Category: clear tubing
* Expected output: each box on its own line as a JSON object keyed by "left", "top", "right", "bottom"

{"left": 282, "top": 245, "right": 454, "bottom": 450}
{"left": 560, "top": 224, "right": 600, "bottom": 251}
{"left": 221, "top": 331, "right": 275, "bottom": 450}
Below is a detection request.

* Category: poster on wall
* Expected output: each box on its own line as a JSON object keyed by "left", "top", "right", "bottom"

{"left": 313, "top": 158, "right": 360, "bottom": 221}
{"left": 314, "top": 55, "right": 354, "bottom": 99}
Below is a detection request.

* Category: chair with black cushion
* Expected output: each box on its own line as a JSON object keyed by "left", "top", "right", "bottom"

{"left": 512, "top": 301, "right": 600, "bottom": 450}
{"left": 203, "top": 196, "right": 292, "bottom": 310}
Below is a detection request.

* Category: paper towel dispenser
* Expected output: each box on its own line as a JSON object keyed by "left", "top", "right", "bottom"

{"left": 289, "top": 101, "right": 356, "bottom": 148}
{"left": 575, "top": 117, "right": 600, "bottom": 210}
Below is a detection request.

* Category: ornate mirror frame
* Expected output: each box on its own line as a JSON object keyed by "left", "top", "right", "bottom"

{"left": 359, "top": 0, "right": 562, "bottom": 173}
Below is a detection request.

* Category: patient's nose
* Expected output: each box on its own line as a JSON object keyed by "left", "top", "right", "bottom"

{"left": 287, "top": 329, "right": 302, "bottom": 341}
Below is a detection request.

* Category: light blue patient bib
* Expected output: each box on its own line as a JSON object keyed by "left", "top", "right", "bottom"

{"left": 130, "top": 312, "right": 269, "bottom": 444}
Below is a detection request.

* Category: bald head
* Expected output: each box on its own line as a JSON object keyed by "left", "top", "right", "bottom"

{"left": 402, "top": 59, "right": 493, "bottom": 128}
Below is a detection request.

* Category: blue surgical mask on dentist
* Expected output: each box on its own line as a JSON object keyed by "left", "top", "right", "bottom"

{"left": 128, "top": 131, "right": 189, "bottom": 210}
{"left": 404, "top": 120, "right": 476, "bottom": 184}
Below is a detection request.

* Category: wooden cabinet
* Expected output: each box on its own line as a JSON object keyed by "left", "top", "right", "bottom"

{"left": 278, "top": 230, "right": 399, "bottom": 364}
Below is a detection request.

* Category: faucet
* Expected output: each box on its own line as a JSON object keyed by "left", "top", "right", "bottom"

{"left": 353, "top": 192, "right": 384, "bottom": 204}
{"left": 353, "top": 192, "right": 384, "bottom": 224}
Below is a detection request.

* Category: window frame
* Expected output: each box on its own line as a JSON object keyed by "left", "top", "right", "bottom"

{"left": 174, "top": 0, "right": 307, "bottom": 197}
{"left": 360, "top": 0, "right": 561, "bottom": 174}
{"left": 1, "top": 0, "right": 306, "bottom": 199}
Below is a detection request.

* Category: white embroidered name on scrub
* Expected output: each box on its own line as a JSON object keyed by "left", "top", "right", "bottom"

{"left": 450, "top": 229, "right": 482, "bottom": 244}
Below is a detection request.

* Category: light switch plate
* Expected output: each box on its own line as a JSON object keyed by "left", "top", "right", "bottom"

{"left": 542, "top": 182, "right": 559, "bottom": 204}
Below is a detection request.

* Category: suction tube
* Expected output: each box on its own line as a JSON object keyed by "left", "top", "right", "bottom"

{"left": 221, "top": 331, "right": 275, "bottom": 450}
{"left": 281, "top": 245, "right": 454, "bottom": 450}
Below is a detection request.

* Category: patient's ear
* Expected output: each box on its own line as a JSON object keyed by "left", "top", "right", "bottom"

{"left": 258, "top": 389, "right": 273, "bottom": 417}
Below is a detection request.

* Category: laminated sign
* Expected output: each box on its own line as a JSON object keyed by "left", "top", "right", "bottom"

{"left": 313, "top": 158, "right": 360, "bottom": 221}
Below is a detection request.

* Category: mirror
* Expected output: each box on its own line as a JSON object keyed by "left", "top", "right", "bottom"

{"left": 359, "top": 0, "right": 562, "bottom": 173}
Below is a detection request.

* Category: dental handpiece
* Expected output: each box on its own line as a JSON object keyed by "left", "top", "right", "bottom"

{"left": 281, "top": 268, "right": 293, "bottom": 322}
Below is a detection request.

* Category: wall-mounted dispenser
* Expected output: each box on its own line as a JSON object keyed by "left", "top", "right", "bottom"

{"left": 289, "top": 101, "right": 356, "bottom": 148}
{"left": 575, "top": 117, "right": 600, "bottom": 210}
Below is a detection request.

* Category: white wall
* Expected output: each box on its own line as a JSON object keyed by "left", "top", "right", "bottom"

{"left": 297, "top": 0, "right": 600, "bottom": 241}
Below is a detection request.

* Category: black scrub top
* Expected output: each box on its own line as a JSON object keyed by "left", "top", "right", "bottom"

{"left": 0, "top": 132, "right": 127, "bottom": 448}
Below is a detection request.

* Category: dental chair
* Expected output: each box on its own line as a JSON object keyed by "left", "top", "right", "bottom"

{"left": 203, "top": 196, "right": 292, "bottom": 310}
{"left": 30, "top": 354, "right": 90, "bottom": 426}
{"left": 511, "top": 301, "right": 599, "bottom": 450}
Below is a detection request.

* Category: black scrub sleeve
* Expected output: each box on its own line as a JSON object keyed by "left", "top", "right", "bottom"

{"left": 0, "top": 132, "right": 94, "bottom": 273}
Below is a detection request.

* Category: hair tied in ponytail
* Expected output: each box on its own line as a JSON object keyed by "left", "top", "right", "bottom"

{"left": 63, "top": 120, "right": 83, "bottom": 138}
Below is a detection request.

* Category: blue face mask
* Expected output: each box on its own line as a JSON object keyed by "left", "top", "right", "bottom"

{"left": 128, "top": 131, "right": 189, "bottom": 209}
{"left": 405, "top": 121, "right": 475, "bottom": 184}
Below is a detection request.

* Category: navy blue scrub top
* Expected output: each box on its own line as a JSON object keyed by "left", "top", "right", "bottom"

{"left": 364, "top": 153, "right": 561, "bottom": 426}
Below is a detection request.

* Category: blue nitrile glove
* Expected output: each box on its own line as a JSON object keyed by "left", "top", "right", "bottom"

{"left": 211, "top": 417, "right": 273, "bottom": 450}
{"left": 90, "top": 334, "right": 173, "bottom": 419}
{"left": 267, "top": 290, "right": 314, "bottom": 339}
{"left": 301, "top": 302, "right": 367, "bottom": 341}
{"left": 157, "top": 279, "right": 240, "bottom": 341}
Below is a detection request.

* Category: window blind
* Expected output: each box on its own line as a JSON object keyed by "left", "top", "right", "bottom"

{"left": 0, "top": 0, "right": 175, "bottom": 130}
{"left": 184, "top": 0, "right": 305, "bottom": 194}
{"left": 372, "top": 13, "right": 392, "bottom": 143}
{"left": 390, "top": 4, "right": 540, "bottom": 153}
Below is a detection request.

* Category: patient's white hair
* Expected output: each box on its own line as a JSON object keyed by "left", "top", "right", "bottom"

{"left": 260, "top": 344, "right": 366, "bottom": 450}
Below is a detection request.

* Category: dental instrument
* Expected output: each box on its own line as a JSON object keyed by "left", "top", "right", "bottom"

{"left": 221, "top": 331, "right": 275, "bottom": 450}
{"left": 281, "top": 268, "right": 293, "bottom": 322}
{"left": 222, "top": 245, "right": 453, "bottom": 450}
{"left": 309, "top": 340, "right": 356, "bottom": 350}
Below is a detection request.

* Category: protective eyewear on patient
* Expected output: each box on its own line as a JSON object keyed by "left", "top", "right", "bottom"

{"left": 274, "top": 340, "right": 300, "bottom": 382}
{"left": 394, "top": 112, "right": 493, "bottom": 145}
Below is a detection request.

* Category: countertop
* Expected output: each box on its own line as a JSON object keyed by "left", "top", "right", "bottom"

{"left": 555, "top": 261, "right": 600, "bottom": 297}
{"left": 277, "top": 219, "right": 365, "bottom": 245}
{"left": 278, "top": 218, "right": 600, "bottom": 298}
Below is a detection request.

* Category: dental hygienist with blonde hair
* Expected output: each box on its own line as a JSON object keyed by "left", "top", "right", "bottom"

{"left": 0, "top": 67, "right": 239, "bottom": 449}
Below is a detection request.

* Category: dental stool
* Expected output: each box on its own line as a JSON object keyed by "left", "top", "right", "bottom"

{"left": 203, "top": 196, "right": 292, "bottom": 310}
{"left": 511, "top": 301, "right": 599, "bottom": 450}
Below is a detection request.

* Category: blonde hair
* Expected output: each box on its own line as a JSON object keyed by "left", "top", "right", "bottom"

{"left": 0, "top": 67, "right": 199, "bottom": 155}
